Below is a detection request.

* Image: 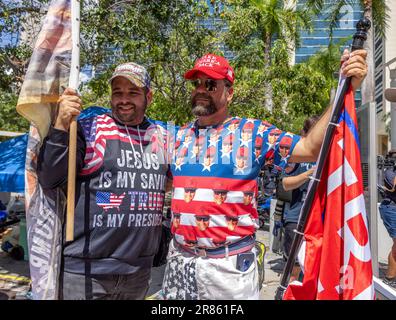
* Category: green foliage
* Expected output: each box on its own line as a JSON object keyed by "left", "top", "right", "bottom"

{"left": 1, "top": 0, "right": 387, "bottom": 135}
{"left": 0, "top": 1, "right": 50, "bottom": 132}
{"left": 0, "top": 44, "right": 32, "bottom": 91}
{"left": 0, "top": 90, "right": 29, "bottom": 133}
{"left": 80, "top": 0, "right": 221, "bottom": 126}
{"left": 307, "top": 0, "right": 390, "bottom": 39}
{"left": 229, "top": 39, "right": 329, "bottom": 133}
{"left": 222, "top": 0, "right": 313, "bottom": 64}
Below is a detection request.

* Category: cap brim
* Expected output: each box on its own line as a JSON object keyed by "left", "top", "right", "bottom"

{"left": 109, "top": 74, "right": 145, "bottom": 88}
{"left": 184, "top": 68, "right": 225, "bottom": 80}
{"left": 385, "top": 88, "right": 396, "bottom": 102}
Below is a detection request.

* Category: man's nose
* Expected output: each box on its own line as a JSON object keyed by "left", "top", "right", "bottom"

{"left": 195, "top": 82, "right": 207, "bottom": 93}
{"left": 119, "top": 94, "right": 131, "bottom": 104}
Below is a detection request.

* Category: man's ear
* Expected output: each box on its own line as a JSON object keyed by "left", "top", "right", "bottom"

{"left": 146, "top": 89, "right": 153, "bottom": 105}
{"left": 227, "top": 87, "right": 234, "bottom": 103}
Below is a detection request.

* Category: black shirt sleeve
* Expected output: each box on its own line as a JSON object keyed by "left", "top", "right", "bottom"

{"left": 37, "top": 123, "right": 86, "bottom": 189}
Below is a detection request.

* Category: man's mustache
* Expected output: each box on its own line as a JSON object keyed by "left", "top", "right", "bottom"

{"left": 192, "top": 93, "right": 212, "bottom": 105}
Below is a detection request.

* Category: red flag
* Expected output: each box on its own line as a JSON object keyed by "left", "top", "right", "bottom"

{"left": 284, "top": 85, "right": 374, "bottom": 300}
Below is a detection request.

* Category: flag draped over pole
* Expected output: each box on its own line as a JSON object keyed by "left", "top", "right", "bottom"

{"left": 283, "top": 77, "right": 375, "bottom": 300}
{"left": 17, "top": 0, "right": 72, "bottom": 141}
{"left": 16, "top": 0, "right": 73, "bottom": 300}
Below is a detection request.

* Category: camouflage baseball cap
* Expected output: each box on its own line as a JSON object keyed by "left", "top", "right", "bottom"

{"left": 109, "top": 62, "right": 151, "bottom": 89}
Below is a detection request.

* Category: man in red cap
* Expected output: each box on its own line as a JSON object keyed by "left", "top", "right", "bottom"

{"left": 225, "top": 211, "right": 240, "bottom": 231}
{"left": 195, "top": 206, "right": 211, "bottom": 231}
{"left": 241, "top": 121, "right": 254, "bottom": 144}
{"left": 203, "top": 145, "right": 216, "bottom": 170}
{"left": 172, "top": 212, "right": 181, "bottom": 230}
{"left": 213, "top": 181, "right": 228, "bottom": 205}
{"left": 254, "top": 136, "right": 263, "bottom": 159}
{"left": 221, "top": 133, "right": 234, "bottom": 158}
{"left": 183, "top": 179, "right": 197, "bottom": 203}
{"left": 228, "top": 118, "right": 240, "bottom": 133}
{"left": 279, "top": 135, "right": 293, "bottom": 158}
{"left": 236, "top": 146, "right": 249, "bottom": 170}
{"left": 268, "top": 128, "right": 282, "bottom": 145}
{"left": 164, "top": 50, "right": 369, "bottom": 300}
{"left": 175, "top": 147, "right": 188, "bottom": 169}
{"left": 192, "top": 134, "right": 205, "bottom": 159}
{"left": 243, "top": 191, "right": 255, "bottom": 206}
{"left": 257, "top": 120, "right": 272, "bottom": 136}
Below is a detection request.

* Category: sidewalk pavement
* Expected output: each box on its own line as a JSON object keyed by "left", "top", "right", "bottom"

{"left": 0, "top": 228, "right": 285, "bottom": 300}
{"left": 257, "top": 229, "right": 285, "bottom": 300}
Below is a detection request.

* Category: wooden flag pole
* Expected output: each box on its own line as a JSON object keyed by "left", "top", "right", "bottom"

{"left": 66, "top": 0, "right": 80, "bottom": 242}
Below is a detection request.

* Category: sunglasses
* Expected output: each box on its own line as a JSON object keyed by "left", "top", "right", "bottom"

{"left": 214, "top": 191, "right": 227, "bottom": 195}
{"left": 191, "top": 79, "right": 219, "bottom": 92}
{"left": 196, "top": 216, "right": 210, "bottom": 222}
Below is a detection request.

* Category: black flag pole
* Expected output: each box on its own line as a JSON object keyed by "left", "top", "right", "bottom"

{"left": 274, "top": 18, "right": 371, "bottom": 301}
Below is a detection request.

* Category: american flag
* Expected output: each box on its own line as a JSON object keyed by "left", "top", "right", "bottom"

{"left": 96, "top": 191, "right": 126, "bottom": 211}
{"left": 79, "top": 114, "right": 165, "bottom": 176}
{"left": 284, "top": 83, "right": 374, "bottom": 300}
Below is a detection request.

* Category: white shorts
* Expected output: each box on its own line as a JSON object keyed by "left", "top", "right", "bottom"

{"left": 162, "top": 239, "right": 259, "bottom": 300}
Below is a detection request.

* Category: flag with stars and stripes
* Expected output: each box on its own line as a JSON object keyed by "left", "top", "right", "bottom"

{"left": 96, "top": 192, "right": 125, "bottom": 211}
{"left": 283, "top": 82, "right": 374, "bottom": 300}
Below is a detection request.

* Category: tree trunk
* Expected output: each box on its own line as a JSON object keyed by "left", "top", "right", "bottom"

{"left": 361, "top": 0, "right": 374, "bottom": 105}
{"left": 264, "top": 33, "right": 273, "bottom": 111}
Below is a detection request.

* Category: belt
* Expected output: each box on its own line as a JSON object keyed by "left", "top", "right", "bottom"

{"left": 177, "top": 235, "right": 256, "bottom": 258}
{"left": 382, "top": 198, "right": 396, "bottom": 206}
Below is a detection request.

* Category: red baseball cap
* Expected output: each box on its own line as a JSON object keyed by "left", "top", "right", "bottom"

{"left": 237, "top": 147, "right": 248, "bottom": 159}
{"left": 184, "top": 54, "right": 235, "bottom": 84}
{"left": 242, "top": 121, "right": 254, "bottom": 131}
{"left": 280, "top": 136, "right": 293, "bottom": 147}
{"left": 255, "top": 136, "right": 263, "bottom": 146}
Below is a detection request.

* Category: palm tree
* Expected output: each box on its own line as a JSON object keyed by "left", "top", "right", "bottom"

{"left": 359, "top": 0, "right": 389, "bottom": 105}
{"left": 248, "top": 0, "right": 313, "bottom": 110}
{"left": 304, "top": 0, "right": 390, "bottom": 105}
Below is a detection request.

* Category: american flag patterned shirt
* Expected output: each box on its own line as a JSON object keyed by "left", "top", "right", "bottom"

{"left": 169, "top": 117, "right": 300, "bottom": 249}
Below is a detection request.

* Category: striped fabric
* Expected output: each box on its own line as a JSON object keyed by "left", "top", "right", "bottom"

{"left": 17, "top": 0, "right": 72, "bottom": 300}
{"left": 170, "top": 117, "right": 301, "bottom": 249}
{"left": 79, "top": 114, "right": 167, "bottom": 176}
{"left": 17, "top": 0, "right": 72, "bottom": 141}
{"left": 284, "top": 80, "right": 374, "bottom": 300}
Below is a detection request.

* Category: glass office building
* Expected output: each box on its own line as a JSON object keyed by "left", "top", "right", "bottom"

{"left": 296, "top": 1, "right": 364, "bottom": 108}
{"left": 295, "top": 1, "right": 363, "bottom": 63}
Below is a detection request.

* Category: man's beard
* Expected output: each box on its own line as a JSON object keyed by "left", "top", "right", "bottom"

{"left": 191, "top": 93, "right": 217, "bottom": 116}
